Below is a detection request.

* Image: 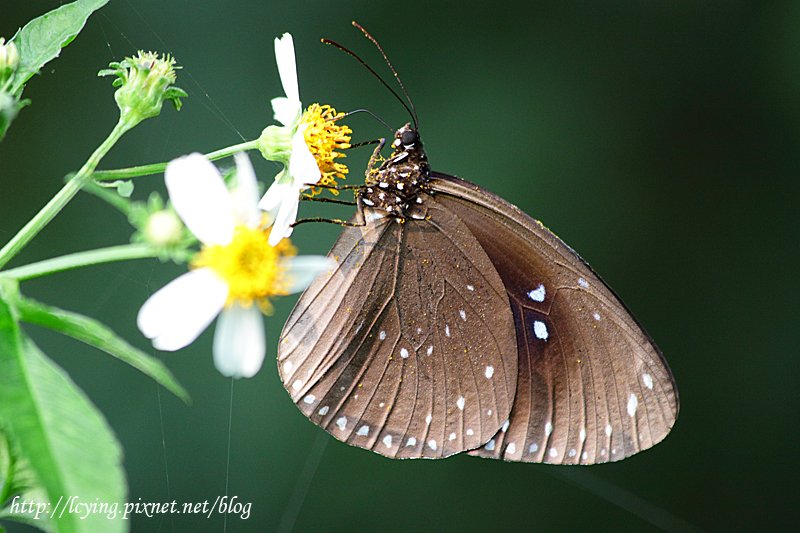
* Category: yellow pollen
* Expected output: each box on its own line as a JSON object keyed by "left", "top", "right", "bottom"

{"left": 191, "top": 226, "right": 297, "bottom": 312}
{"left": 300, "top": 103, "right": 352, "bottom": 196}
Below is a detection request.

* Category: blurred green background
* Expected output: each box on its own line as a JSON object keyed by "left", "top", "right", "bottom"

{"left": 2, "top": 1, "right": 798, "bottom": 531}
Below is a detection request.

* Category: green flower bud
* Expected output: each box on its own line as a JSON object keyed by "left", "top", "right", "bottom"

{"left": 257, "top": 124, "right": 293, "bottom": 164}
{"left": 99, "top": 51, "right": 187, "bottom": 128}
{"left": 0, "top": 38, "right": 20, "bottom": 85}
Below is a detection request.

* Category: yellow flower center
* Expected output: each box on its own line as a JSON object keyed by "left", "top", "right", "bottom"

{"left": 300, "top": 103, "right": 352, "bottom": 196}
{"left": 191, "top": 226, "right": 297, "bottom": 313}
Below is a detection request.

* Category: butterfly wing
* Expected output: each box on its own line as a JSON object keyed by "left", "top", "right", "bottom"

{"left": 430, "top": 173, "right": 679, "bottom": 464}
{"left": 277, "top": 196, "right": 518, "bottom": 458}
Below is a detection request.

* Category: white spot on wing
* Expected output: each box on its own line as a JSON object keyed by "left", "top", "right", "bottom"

{"left": 318, "top": 406, "right": 329, "bottom": 416}
{"left": 605, "top": 424, "right": 613, "bottom": 437}
{"left": 549, "top": 448, "right": 558, "bottom": 458}
{"left": 382, "top": 435, "right": 392, "bottom": 448}
{"left": 578, "top": 277, "right": 589, "bottom": 288}
{"left": 593, "top": 312, "right": 601, "bottom": 321}
{"left": 533, "top": 320, "right": 548, "bottom": 340}
{"left": 466, "top": 428, "right": 474, "bottom": 436}
{"left": 467, "top": 284, "right": 474, "bottom": 291}
{"left": 445, "top": 324, "right": 451, "bottom": 337}
{"left": 428, "top": 439, "right": 438, "bottom": 451}
{"left": 283, "top": 361, "right": 294, "bottom": 373}
{"left": 545, "top": 422, "right": 553, "bottom": 436}
{"left": 485, "top": 366, "right": 494, "bottom": 379}
{"left": 426, "top": 345, "right": 433, "bottom": 355}
{"left": 356, "top": 425, "right": 370, "bottom": 436}
{"left": 579, "top": 428, "right": 586, "bottom": 442}
{"left": 459, "top": 309, "right": 466, "bottom": 321}
{"left": 568, "top": 449, "right": 577, "bottom": 458}
{"left": 457, "top": 396, "right": 465, "bottom": 410}
{"left": 400, "top": 348, "right": 409, "bottom": 359}
{"left": 336, "top": 416, "right": 347, "bottom": 430}
{"left": 527, "top": 284, "right": 546, "bottom": 302}
{"left": 582, "top": 451, "right": 588, "bottom": 461}
{"left": 485, "top": 439, "right": 496, "bottom": 451}
{"left": 364, "top": 212, "right": 385, "bottom": 223}
{"left": 506, "top": 442, "right": 517, "bottom": 454}
{"left": 627, "top": 393, "right": 639, "bottom": 417}
{"left": 292, "top": 380, "right": 303, "bottom": 391}
{"left": 302, "top": 394, "right": 315, "bottom": 405}
{"left": 502, "top": 420, "right": 510, "bottom": 433}
{"left": 529, "top": 443, "right": 539, "bottom": 454}
{"left": 406, "top": 437, "right": 417, "bottom": 447}
{"left": 425, "top": 414, "right": 432, "bottom": 425}
{"left": 379, "top": 330, "right": 386, "bottom": 340}
{"left": 448, "top": 432, "right": 456, "bottom": 441}
{"left": 643, "top": 373, "right": 654, "bottom": 390}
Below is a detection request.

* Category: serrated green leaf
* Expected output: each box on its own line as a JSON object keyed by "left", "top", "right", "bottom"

{"left": 15, "top": 297, "right": 190, "bottom": 405}
{"left": 0, "top": 297, "right": 126, "bottom": 533}
{"left": 9, "top": 0, "right": 110, "bottom": 96}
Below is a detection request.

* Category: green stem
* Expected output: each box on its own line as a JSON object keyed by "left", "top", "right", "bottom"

{"left": 93, "top": 139, "right": 260, "bottom": 181}
{"left": 0, "top": 243, "right": 160, "bottom": 281}
{"left": 0, "top": 119, "right": 132, "bottom": 269}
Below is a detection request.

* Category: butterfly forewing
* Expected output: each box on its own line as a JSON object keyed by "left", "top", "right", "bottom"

{"left": 277, "top": 194, "right": 518, "bottom": 458}
{"left": 431, "top": 173, "right": 679, "bottom": 464}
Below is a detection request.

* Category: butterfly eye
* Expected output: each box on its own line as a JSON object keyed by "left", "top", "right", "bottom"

{"left": 400, "top": 129, "right": 418, "bottom": 146}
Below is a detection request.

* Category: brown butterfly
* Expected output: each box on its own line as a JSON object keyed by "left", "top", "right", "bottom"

{"left": 276, "top": 26, "right": 678, "bottom": 464}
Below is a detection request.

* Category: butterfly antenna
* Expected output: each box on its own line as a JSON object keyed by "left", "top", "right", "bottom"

{"left": 321, "top": 38, "right": 417, "bottom": 130}
{"left": 352, "top": 21, "right": 419, "bottom": 130}
{"left": 340, "top": 108, "right": 394, "bottom": 134}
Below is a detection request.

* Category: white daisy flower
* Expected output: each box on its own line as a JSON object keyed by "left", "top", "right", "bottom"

{"left": 257, "top": 33, "right": 352, "bottom": 246}
{"left": 258, "top": 33, "right": 320, "bottom": 246}
{"left": 137, "top": 152, "right": 334, "bottom": 378}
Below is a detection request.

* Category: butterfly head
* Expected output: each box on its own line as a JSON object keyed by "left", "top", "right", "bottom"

{"left": 358, "top": 124, "right": 430, "bottom": 221}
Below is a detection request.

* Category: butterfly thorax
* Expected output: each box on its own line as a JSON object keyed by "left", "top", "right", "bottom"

{"left": 357, "top": 124, "right": 430, "bottom": 221}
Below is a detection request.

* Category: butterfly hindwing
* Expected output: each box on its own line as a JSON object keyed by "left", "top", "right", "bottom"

{"left": 277, "top": 194, "right": 518, "bottom": 458}
{"left": 431, "top": 173, "right": 679, "bottom": 464}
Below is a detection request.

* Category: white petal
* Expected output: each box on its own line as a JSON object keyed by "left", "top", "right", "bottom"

{"left": 271, "top": 96, "right": 301, "bottom": 127}
{"left": 280, "top": 256, "right": 336, "bottom": 294}
{"left": 165, "top": 154, "right": 234, "bottom": 245}
{"left": 288, "top": 129, "right": 320, "bottom": 187}
{"left": 137, "top": 268, "right": 228, "bottom": 351}
{"left": 258, "top": 170, "right": 293, "bottom": 213}
{"left": 274, "top": 33, "right": 299, "bottom": 103}
{"left": 230, "top": 152, "right": 261, "bottom": 228}
{"left": 268, "top": 190, "right": 299, "bottom": 246}
{"left": 213, "top": 304, "right": 266, "bottom": 378}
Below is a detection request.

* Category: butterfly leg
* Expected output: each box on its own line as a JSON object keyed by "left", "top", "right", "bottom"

{"left": 300, "top": 194, "right": 356, "bottom": 206}
{"left": 290, "top": 217, "right": 365, "bottom": 228}
{"left": 301, "top": 183, "right": 362, "bottom": 191}
{"left": 365, "top": 138, "right": 387, "bottom": 180}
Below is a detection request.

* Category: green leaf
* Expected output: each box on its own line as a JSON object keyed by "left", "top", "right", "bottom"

{"left": 15, "top": 297, "right": 190, "bottom": 405}
{"left": 9, "top": 0, "right": 110, "bottom": 96}
{"left": 0, "top": 296, "right": 126, "bottom": 533}
{"left": 0, "top": 428, "right": 53, "bottom": 532}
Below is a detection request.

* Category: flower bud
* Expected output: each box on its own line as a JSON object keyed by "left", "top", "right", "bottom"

{"left": 99, "top": 51, "right": 187, "bottom": 128}
{"left": 0, "top": 38, "right": 19, "bottom": 84}
{"left": 144, "top": 209, "right": 184, "bottom": 247}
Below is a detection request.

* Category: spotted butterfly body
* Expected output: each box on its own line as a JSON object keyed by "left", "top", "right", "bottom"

{"left": 278, "top": 124, "right": 678, "bottom": 464}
